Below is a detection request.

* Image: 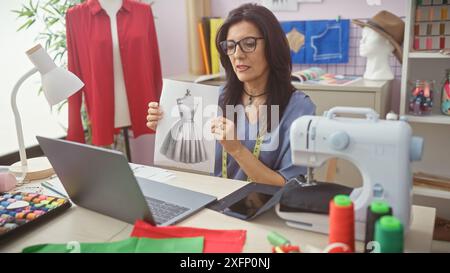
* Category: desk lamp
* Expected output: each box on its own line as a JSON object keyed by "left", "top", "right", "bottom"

{"left": 9, "top": 44, "right": 84, "bottom": 181}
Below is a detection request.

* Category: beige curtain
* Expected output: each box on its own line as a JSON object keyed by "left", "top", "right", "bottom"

{"left": 186, "top": 0, "right": 211, "bottom": 75}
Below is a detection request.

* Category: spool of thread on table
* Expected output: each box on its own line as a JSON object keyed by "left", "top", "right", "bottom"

{"left": 364, "top": 201, "right": 392, "bottom": 253}
{"left": 267, "top": 231, "right": 290, "bottom": 247}
{"left": 375, "top": 215, "right": 404, "bottom": 253}
{"left": 328, "top": 195, "right": 354, "bottom": 253}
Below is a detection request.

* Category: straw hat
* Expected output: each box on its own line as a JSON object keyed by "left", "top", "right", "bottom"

{"left": 353, "top": 10, "right": 405, "bottom": 63}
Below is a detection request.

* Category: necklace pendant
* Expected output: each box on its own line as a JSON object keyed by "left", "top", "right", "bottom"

{"left": 249, "top": 96, "right": 253, "bottom": 105}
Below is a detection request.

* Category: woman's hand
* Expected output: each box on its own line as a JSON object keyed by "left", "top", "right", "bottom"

{"left": 211, "top": 116, "right": 243, "bottom": 156}
{"left": 146, "top": 102, "right": 163, "bottom": 131}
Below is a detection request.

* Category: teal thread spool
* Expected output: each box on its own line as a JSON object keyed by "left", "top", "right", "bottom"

{"left": 375, "top": 216, "right": 404, "bottom": 253}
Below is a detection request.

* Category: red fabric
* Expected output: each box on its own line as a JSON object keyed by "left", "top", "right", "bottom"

{"left": 131, "top": 220, "right": 247, "bottom": 253}
{"left": 66, "top": 0, "right": 162, "bottom": 146}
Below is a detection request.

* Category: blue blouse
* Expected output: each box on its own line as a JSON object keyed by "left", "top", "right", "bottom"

{"left": 213, "top": 89, "right": 316, "bottom": 182}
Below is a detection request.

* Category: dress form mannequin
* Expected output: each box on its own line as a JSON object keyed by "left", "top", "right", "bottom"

{"left": 359, "top": 27, "right": 395, "bottom": 81}
{"left": 99, "top": 0, "right": 132, "bottom": 160}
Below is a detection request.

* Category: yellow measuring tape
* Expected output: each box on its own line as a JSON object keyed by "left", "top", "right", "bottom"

{"left": 222, "top": 135, "right": 263, "bottom": 182}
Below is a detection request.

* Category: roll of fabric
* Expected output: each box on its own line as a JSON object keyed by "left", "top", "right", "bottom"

{"left": 186, "top": 0, "right": 211, "bottom": 75}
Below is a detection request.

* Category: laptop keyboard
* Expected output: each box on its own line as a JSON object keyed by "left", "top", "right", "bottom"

{"left": 145, "top": 197, "right": 190, "bottom": 225}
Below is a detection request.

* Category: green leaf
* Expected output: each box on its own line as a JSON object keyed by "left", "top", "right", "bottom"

{"left": 17, "top": 18, "right": 35, "bottom": 31}
{"left": 41, "top": 5, "right": 56, "bottom": 15}
{"left": 47, "top": 17, "right": 58, "bottom": 26}
{"left": 11, "top": 9, "right": 23, "bottom": 15}
{"left": 50, "top": 5, "right": 62, "bottom": 16}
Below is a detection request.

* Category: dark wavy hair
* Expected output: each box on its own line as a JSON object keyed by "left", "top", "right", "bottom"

{"left": 216, "top": 3, "right": 294, "bottom": 132}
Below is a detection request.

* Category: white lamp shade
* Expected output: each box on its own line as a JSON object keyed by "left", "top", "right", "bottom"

{"left": 27, "top": 44, "right": 84, "bottom": 106}
{"left": 42, "top": 67, "right": 84, "bottom": 105}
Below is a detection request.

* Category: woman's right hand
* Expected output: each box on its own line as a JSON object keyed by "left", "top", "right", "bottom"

{"left": 146, "top": 102, "right": 163, "bottom": 131}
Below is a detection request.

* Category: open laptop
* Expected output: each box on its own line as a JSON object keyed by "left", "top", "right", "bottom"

{"left": 37, "top": 136, "right": 217, "bottom": 226}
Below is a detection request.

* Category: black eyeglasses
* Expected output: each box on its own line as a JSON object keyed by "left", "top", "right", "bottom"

{"left": 219, "top": 37, "right": 264, "bottom": 55}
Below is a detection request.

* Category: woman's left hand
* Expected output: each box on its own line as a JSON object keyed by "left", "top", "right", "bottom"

{"left": 211, "top": 116, "right": 243, "bottom": 156}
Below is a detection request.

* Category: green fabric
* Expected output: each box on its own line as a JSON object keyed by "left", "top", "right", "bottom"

{"left": 22, "top": 237, "right": 204, "bottom": 253}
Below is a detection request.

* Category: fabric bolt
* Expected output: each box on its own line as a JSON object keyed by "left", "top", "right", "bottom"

{"left": 22, "top": 237, "right": 204, "bottom": 253}
{"left": 414, "top": 37, "right": 420, "bottom": 49}
{"left": 66, "top": 0, "right": 162, "bottom": 146}
{"left": 442, "top": 6, "right": 448, "bottom": 20}
{"left": 131, "top": 220, "right": 247, "bottom": 253}
{"left": 213, "top": 88, "right": 316, "bottom": 182}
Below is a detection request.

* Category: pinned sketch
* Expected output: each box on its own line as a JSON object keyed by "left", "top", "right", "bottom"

{"left": 287, "top": 28, "right": 305, "bottom": 53}
{"left": 311, "top": 24, "right": 343, "bottom": 61}
{"left": 262, "top": 0, "right": 298, "bottom": 12}
{"left": 281, "top": 21, "right": 306, "bottom": 64}
{"left": 366, "top": 0, "right": 381, "bottom": 6}
{"left": 154, "top": 79, "right": 219, "bottom": 174}
{"left": 281, "top": 19, "right": 349, "bottom": 64}
{"left": 305, "top": 19, "right": 349, "bottom": 64}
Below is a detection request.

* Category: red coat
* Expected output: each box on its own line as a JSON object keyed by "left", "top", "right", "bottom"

{"left": 66, "top": 0, "right": 162, "bottom": 146}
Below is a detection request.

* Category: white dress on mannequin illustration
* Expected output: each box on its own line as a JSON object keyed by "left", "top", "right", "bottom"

{"left": 359, "top": 27, "right": 395, "bottom": 81}
{"left": 99, "top": 0, "right": 131, "bottom": 128}
{"left": 160, "top": 91, "right": 208, "bottom": 164}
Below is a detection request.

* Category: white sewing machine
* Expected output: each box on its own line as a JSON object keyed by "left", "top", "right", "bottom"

{"left": 276, "top": 107, "right": 424, "bottom": 240}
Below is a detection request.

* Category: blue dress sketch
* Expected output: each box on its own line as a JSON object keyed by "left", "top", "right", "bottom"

{"left": 160, "top": 90, "right": 208, "bottom": 163}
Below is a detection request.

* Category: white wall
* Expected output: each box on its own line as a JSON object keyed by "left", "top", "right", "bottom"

{"left": 211, "top": 0, "right": 406, "bottom": 19}
{"left": 152, "top": 0, "right": 189, "bottom": 77}
{"left": 0, "top": 0, "right": 68, "bottom": 157}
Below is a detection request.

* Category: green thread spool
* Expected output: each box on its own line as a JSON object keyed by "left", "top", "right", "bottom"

{"left": 267, "top": 231, "right": 290, "bottom": 247}
{"left": 364, "top": 201, "right": 393, "bottom": 253}
{"left": 375, "top": 216, "right": 404, "bottom": 253}
{"left": 334, "top": 195, "right": 352, "bottom": 207}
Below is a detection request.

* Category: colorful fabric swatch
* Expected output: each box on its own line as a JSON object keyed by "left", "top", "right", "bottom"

{"left": 22, "top": 237, "right": 204, "bottom": 253}
{"left": 131, "top": 220, "right": 247, "bottom": 253}
{"left": 414, "top": 3, "right": 450, "bottom": 50}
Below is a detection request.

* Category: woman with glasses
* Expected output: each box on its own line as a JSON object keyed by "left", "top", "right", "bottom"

{"left": 147, "top": 4, "right": 315, "bottom": 186}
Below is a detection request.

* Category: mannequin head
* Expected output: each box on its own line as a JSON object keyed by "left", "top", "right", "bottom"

{"left": 359, "top": 27, "right": 395, "bottom": 81}
{"left": 359, "top": 27, "right": 394, "bottom": 58}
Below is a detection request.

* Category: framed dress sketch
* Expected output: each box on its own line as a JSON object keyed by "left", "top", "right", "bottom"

{"left": 154, "top": 79, "right": 219, "bottom": 174}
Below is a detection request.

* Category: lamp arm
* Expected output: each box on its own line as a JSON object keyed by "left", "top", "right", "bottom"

{"left": 10, "top": 67, "right": 39, "bottom": 168}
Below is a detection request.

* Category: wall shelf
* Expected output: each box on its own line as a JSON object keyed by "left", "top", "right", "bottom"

{"left": 414, "top": 186, "right": 450, "bottom": 200}
{"left": 399, "top": 0, "right": 450, "bottom": 210}
{"left": 409, "top": 52, "right": 450, "bottom": 59}
{"left": 405, "top": 114, "right": 450, "bottom": 125}
{"left": 400, "top": 0, "right": 450, "bottom": 125}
